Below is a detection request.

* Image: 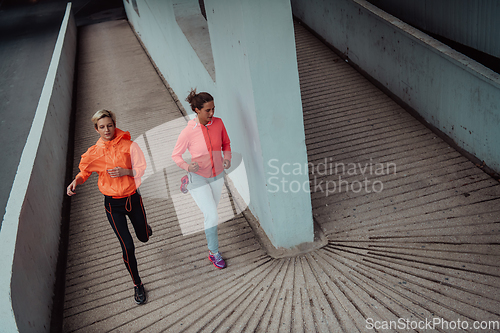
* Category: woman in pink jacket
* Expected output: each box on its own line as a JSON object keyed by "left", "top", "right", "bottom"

{"left": 172, "top": 90, "right": 231, "bottom": 269}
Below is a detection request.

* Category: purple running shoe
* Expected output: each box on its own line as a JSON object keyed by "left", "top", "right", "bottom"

{"left": 208, "top": 252, "right": 226, "bottom": 269}
{"left": 180, "top": 175, "right": 189, "bottom": 193}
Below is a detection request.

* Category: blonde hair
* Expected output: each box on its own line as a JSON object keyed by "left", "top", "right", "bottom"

{"left": 91, "top": 109, "right": 116, "bottom": 129}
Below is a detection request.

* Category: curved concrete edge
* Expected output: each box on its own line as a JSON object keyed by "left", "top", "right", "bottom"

{"left": 0, "top": 3, "right": 76, "bottom": 332}
{"left": 360, "top": 0, "right": 500, "bottom": 61}
{"left": 291, "top": 0, "right": 500, "bottom": 175}
{"left": 354, "top": 0, "right": 500, "bottom": 88}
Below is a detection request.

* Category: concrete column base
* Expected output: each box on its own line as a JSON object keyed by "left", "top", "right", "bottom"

{"left": 225, "top": 176, "right": 328, "bottom": 259}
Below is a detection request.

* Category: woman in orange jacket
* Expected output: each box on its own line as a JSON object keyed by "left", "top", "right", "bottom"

{"left": 66, "top": 109, "right": 151, "bottom": 305}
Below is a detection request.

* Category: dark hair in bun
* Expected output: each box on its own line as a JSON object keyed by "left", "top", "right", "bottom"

{"left": 186, "top": 88, "right": 213, "bottom": 112}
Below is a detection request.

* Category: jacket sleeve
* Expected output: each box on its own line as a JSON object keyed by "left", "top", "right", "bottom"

{"left": 172, "top": 130, "right": 190, "bottom": 171}
{"left": 221, "top": 121, "right": 232, "bottom": 161}
{"left": 75, "top": 150, "right": 93, "bottom": 183}
{"left": 130, "top": 141, "right": 147, "bottom": 179}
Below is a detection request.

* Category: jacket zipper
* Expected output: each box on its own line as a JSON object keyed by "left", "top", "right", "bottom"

{"left": 204, "top": 124, "right": 216, "bottom": 177}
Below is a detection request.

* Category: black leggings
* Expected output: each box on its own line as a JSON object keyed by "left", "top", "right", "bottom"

{"left": 104, "top": 191, "right": 149, "bottom": 286}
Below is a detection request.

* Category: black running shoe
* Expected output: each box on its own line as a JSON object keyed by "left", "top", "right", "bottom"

{"left": 147, "top": 224, "right": 153, "bottom": 237}
{"left": 134, "top": 283, "right": 147, "bottom": 305}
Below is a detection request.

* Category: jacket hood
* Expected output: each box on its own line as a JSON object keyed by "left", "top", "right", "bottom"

{"left": 187, "top": 117, "right": 215, "bottom": 129}
{"left": 96, "top": 128, "right": 131, "bottom": 147}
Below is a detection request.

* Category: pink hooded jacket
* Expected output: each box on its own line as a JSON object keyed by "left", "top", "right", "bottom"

{"left": 172, "top": 117, "right": 231, "bottom": 178}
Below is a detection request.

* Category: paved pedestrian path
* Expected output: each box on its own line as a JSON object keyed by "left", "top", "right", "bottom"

{"left": 62, "top": 19, "right": 500, "bottom": 332}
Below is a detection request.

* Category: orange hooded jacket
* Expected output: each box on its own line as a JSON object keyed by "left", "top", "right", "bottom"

{"left": 76, "top": 128, "right": 146, "bottom": 198}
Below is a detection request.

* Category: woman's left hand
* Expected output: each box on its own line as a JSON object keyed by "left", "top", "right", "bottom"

{"left": 107, "top": 167, "right": 133, "bottom": 178}
{"left": 223, "top": 159, "right": 231, "bottom": 169}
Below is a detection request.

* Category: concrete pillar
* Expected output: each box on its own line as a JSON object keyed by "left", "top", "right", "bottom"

{"left": 207, "top": 0, "right": 314, "bottom": 248}
{"left": 125, "top": 0, "right": 315, "bottom": 249}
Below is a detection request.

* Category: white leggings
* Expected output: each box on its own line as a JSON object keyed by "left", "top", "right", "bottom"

{"left": 187, "top": 172, "right": 225, "bottom": 253}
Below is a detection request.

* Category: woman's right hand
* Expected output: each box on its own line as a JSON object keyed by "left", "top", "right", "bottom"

{"left": 188, "top": 161, "right": 199, "bottom": 173}
{"left": 67, "top": 179, "right": 78, "bottom": 196}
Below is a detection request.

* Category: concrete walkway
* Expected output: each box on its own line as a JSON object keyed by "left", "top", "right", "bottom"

{"left": 61, "top": 20, "right": 500, "bottom": 332}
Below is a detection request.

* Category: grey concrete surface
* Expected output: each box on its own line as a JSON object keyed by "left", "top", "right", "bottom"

{"left": 0, "top": 0, "right": 125, "bottom": 228}
{"left": 1, "top": 4, "right": 76, "bottom": 332}
{"left": 60, "top": 18, "right": 500, "bottom": 332}
{"left": 0, "top": 0, "right": 66, "bottom": 229}
{"left": 292, "top": 0, "right": 500, "bottom": 175}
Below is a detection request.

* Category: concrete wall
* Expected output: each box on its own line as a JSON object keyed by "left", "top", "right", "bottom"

{"left": 292, "top": 0, "right": 500, "bottom": 174}
{"left": 124, "top": 0, "right": 314, "bottom": 249}
{"left": 0, "top": 4, "right": 76, "bottom": 332}
{"left": 366, "top": 0, "right": 500, "bottom": 59}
